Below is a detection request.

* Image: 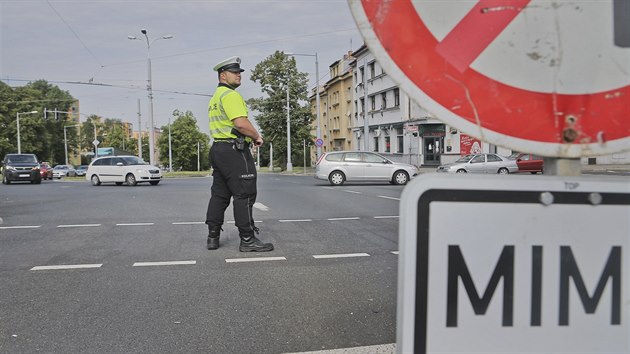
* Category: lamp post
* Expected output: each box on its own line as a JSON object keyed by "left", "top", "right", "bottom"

{"left": 168, "top": 116, "right": 173, "bottom": 172}
{"left": 16, "top": 110, "right": 38, "bottom": 154}
{"left": 285, "top": 52, "right": 321, "bottom": 160}
{"left": 285, "top": 81, "right": 292, "bottom": 171}
{"left": 128, "top": 29, "right": 173, "bottom": 166}
{"left": 64, "top": 124, "right": 80, "bottom": 165}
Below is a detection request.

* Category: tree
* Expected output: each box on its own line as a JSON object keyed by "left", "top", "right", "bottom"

{"left": 158, "top": 109, "right": 209, "bottom": 171}
{"left": 248, "top": 51, "right": 314, "bottom": 170}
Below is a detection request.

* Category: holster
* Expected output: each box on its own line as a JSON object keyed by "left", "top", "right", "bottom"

{"left": 231, "top": 128, "right": 246, "bottom": 151}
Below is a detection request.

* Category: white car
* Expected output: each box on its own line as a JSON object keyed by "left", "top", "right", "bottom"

{"left": 52, "top": 164, "right": 76, "bottom": 178}
{"left": 436, "top": 153, "right": 518, "bottom": 174}
{"left": 315, "top": 151, "right": 418, "bottom": 186}
{"left": 86, "top": 155, "right": 161, "bottom": 186}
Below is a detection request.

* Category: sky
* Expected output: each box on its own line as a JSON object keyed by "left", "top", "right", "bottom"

{"left": 0, "top": 0, "right": 364, "bottom": 134}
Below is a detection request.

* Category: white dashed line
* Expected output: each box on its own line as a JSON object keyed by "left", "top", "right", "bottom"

{"left": 279, "top": 219, "right": 312, "bottom": 222}
{"left": 312, "top": 253, "right": 370, "bottom": 259}
{"left": 327, "top": 217, "right": 360, "bottom": 221}
{"left": 133, "top": 260, "right": 196, "bottom": 267}
{"left": 0, "top": 225, "right": 40, "bottom": 230}
{"left": 391, "top": 251, "right": 399, "bottom": 255}
{"left": 342, "top": 190, "right": 361, "bottom": 194}
{"left": 31, "top": 264, "right": 103, "bottom": 271}
{"left": 225, "top": 256, "right": 287, "bottom": 263}
{"left": 378, "top": 195, "right": 400, "bottom": 201}
{"left": 172, "top": 221, "right": 205, "bottom": 225}
{"left": 116, "top": 223, "right": 154, "bottom": 226}
{"left": 57, "top": 224, "right": 102, "bottom": 228}
{"left": 254, "top": 202, "right": 269, "bottom": 211}
{"left": 373, "top": 215, "right": 399, "bottom": 219}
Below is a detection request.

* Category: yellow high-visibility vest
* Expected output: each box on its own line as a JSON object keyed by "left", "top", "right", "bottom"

{"left": 208, "top": 85, "right": 248, "bottom": 140}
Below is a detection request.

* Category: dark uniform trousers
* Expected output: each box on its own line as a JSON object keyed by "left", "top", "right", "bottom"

{"left": 205, "top": 141, "right": 258, "bottom": 238}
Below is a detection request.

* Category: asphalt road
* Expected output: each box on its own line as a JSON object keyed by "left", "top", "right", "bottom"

{"left": 0, "top": 174, "right": 403, "bottom": 354}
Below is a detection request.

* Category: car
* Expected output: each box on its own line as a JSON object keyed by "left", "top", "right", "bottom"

{"left": 508, "top": 152, "right": 544, "bottom": 174}
{"left": 40, "top": 162, "right": 53, "bottom": 180}
{"left": 75, "top": 165, "right": 88, "bottom": 177}
{"left": 1, "top": 153, "right": 42, "bottom": 184}
{"left": 314, "top": 151, "right": 418, "bottom": 186}
{"left": 52, "top": 165, "right": 76, "bottom": 179}
{"left": 86, "top": 155, "right": 162, "bottom": 186}
{"left": 436, "top": 153, "right": 518, "bottom": 174}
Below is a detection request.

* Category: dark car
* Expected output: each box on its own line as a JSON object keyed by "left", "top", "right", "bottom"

{"left": 508, "top": 152, "right": 544, "bottom": 174}
{"left": 1, "top": 153, "right": 42, "bottom": 184}
{"left": 40, "top": 162, "right": 53, "bottom": 180}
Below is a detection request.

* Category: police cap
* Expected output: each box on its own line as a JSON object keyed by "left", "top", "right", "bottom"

{"left": 213, "top": 56, "right": 245, "bottom": 73}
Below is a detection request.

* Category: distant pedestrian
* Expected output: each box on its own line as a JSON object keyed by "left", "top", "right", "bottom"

{"left": 205, "top": 56, "right": 273, "bottom": 252}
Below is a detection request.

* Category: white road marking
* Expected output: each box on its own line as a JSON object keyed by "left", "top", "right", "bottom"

{"left": 57, "top": 224, "right": 101, "bottom": 228}
{"left": 116, "top": 223, "right": 154, "bottom": 226}
{"left": 253, "top": 202, "right": 269, "bottom": 211}
{"left": 31, "top": 264, "right": 103, "bottom": 271}
{"left": 327, "top": 217, "right": 360, "bottom": 221}
{"left": 378, "top": 195, "right": 400, "bottom": 201}
{"left": 284, "top": 343, "right": 395, "bottom": 354}
{"left": 391, "top": 251, "right": 399, "bottom": 255}
{"left": 373, "top": 215, "right": 399, "bottom": 219}
{"left": 279, "top": 219, "right": 312, "bottom": 222}
{"left": 312, "top": 253, "right": 370, "bottom": 259}
{"left": 342, "top": 190, "right": 361, "bottom": 194}
{"left": 133, "top": 260, "right": 196, "bottom": 267}
{"left": 225, "top": 256, "right": 286, "bottom": 263}
{"left": 172, "top": 221, "right": 205, "bottom": 225}
{"left": 0, "top": 225, "right": 40, "bottom": 230}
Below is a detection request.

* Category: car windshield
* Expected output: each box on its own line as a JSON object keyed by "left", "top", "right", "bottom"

{"left": 455, "top": 155, "right": 474, "bottom": 163}
{"left": 507, "top": 152, "right": 521, "bottom": 160}
{"left": 54, "top": 166, "right": 67, "bottom": 170}
{"left": 120, "top": 156, "right": 147, "bottom": 165}
{"left": 7, "top": 155, "right": 37, "bottom": 163}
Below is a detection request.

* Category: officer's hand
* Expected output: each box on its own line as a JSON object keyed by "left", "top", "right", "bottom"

{"left": 254, "top": 136, "right": 263, "bottom": 146}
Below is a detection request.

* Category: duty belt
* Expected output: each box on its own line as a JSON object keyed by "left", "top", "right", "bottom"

{"left": 213, "top": 139, "right": 236, "bottom": 144}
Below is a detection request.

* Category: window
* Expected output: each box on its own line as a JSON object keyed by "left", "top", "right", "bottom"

{"left": 364, "top": 153, "right": 385, "bottom": 163}
{"left": 369, "top": 62, "right": 375, "bottom": 79}
{"left": 384, "top": 136, "right": 391, "bottom": 152}
{"left": 381, "top": 92, "right": 387, "bottom": 109}
{"left": 325, "top": 153, "right": 343, "bottom": 162}
{"left": 360, "top": 98, "right": 365, "bottom": 114}
{"left": 486, "top": 154, "right": 502, "bottom": 162}
{"left": 343, "top": 152, "right": 362, "bottom": 162}
{"left": 471, "top": 155, "right": 485, "bottom": 164}
{"left": 359, "top": 67, "right": 365, "bottom": 82}
{"left": 373, "top": 137, "right": 379, "bottom": 152}
{"left": 371, "top": 96, "right": 376, "bottom": 111}
{"left": 394, "top": 89, "right": 400, "bottom": 107}
{"left": 397, "top": 128, "right": 404, "bottom": 153}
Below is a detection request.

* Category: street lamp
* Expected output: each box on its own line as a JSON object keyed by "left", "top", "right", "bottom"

{"left": 128, "top": 29, "right": 173, "bottom": 166}
{"left": 16, "top": 110, "right": 38, "bottom": 154}
{"left": 63, "top": 124, "right": 80, "bottom": 165}
{"left": 285, "top": 52, "right": 321, "bottom": 160}
{"left": 168, "top": 116, "right": 172, "bottom": 172}
{"left": 285, "top": 81, "right": 292, "bottom": 171}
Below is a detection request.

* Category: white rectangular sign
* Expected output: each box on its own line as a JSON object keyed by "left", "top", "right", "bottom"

{"left": 398, "top": 174, "right": 629, "bottom": 354}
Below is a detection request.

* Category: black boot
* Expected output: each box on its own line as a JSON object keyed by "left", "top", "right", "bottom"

{"left": 207, "top": 227, "right": 221, "bottom": 250}
{"left": 239, "top": 236, "right": 274, "bottom": 252}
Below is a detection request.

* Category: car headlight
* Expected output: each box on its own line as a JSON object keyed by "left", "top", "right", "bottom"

{"left": 6, "top": 166, "right": 16, "bottom": 172}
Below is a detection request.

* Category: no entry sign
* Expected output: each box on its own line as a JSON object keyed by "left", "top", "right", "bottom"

{"left": 349, "top": 0, "right": 630, "bottom": 157}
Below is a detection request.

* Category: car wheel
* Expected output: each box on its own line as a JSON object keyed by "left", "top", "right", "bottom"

{"left": 91, "top": 175, "right": 101, "bottom": 186}
{"left": 498, "top": 168, "right": 509, "bottom": 175}
{"left": 392, "top": 170, "right": 409, "bottom": 185}
{"left": 126, "top": 173, "right": 137, "bottom": 186}
{"left": 149, "top": 181, "right": 160, "bottom": 186}
{"left": 115, "top": 182, "right": 123, "bottom": 186}
{"left": 456, "top": 169, "right": 467, "bottom": 174}
{"left": 328, "top": 171, "right": 345, "bottom": 186}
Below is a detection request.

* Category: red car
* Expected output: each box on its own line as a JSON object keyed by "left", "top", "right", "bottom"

{"left": 508, "top": 153, "right": 544, "bottom": 174}
{"left": 40, "top": 162, "right": 53, "bottom": 180}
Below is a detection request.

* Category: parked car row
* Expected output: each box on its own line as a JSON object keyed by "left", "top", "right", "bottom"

{"left": 1, "top": 153, "right": 95, "bottom": 185}
{"left": 436, "top": 153, "right": 543, "bottom": 174}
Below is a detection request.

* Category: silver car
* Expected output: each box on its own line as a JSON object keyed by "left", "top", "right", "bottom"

{"left": 436, "top": 153, "right": 518, "bottom": 174}
{"left": 315, "top": 151, "right": 418, "bottom": 186}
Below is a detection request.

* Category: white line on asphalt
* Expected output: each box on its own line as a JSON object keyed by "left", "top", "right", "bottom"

{"left": 327, "top": 217, "right": 360, "bottom": 221}
{"left": 391, "top": 251, "right": 399, "bottom": 255}
{"left": 342, "top": 190, "right": 361, "bottom": 194}
{"left": 225, "top": 257, "right": 287, "bottom": 263}
{"left": 253, "top": 202, "right": 269, "bottom": 211}
{"left": 31, "top": 264, "right": 103, "bottom": 271}
{"left": 284, "top": 343, "right": 396, "bottom": 354}
{"left": 373, "top": 215, "right": 399, "bottom": 219}
{"left": 133, "top": 260, "right": 196, "bottom": 267}
{"left": 172, "top": 221, "right": 205, "bottom": 225}
{"left": 378, "top": 195, "right": 400, "bottom": 201}
{"left": 312, "top": 253, "right": 370, "bottom": 259}
{"left": 57, "top": 224, "right": 101, "bottom": 228}
{"left": 278, "top": 219, "right": 312, "bottom": 222}
{"left": 0, "top": 225, "right": 40, "bottom": 230}
{"left": 116, "top": 223, "right": 154, "bottom": 226}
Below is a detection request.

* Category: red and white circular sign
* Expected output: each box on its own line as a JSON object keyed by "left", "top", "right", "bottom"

{"left": 350, "top": 0, "right": 630, "bottom": 157}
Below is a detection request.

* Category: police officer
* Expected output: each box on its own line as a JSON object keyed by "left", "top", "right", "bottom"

{"left": 205, "top": 56, "right": 273, "bottom": 252}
